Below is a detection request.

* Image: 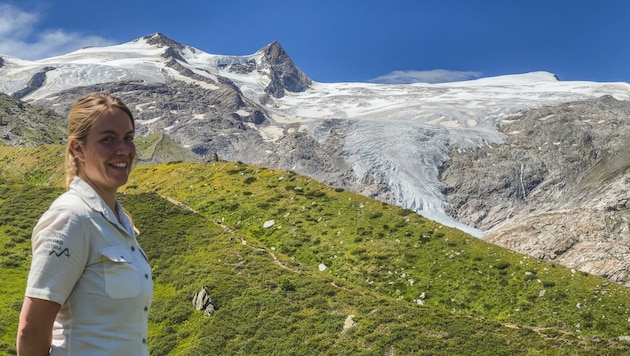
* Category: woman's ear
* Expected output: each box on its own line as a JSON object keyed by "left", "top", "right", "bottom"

{"left": 70, "top": 139, "right": 86, "bottom": 162}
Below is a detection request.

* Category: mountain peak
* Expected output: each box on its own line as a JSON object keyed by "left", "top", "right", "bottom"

{"left": 142, "top": 32, "right": 188, "bottom": 63}
{"left": 257, "top": 41, "right": 293, "bottom": 68}
{"left": 257, "top": 41, "right": 311, "bottom": 98}
{"left": 259, "top": 41, "right": 283, "bottom": 54}
{"left": 143, "top": 33, "right": 184, "bottom": 49}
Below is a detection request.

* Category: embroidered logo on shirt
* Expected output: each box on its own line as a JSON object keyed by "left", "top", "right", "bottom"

{"left": 44, "top": 232, "right": 70, "bottom": 258}
{"left": 49, "top": 248, "right": 70, "bottom": 258}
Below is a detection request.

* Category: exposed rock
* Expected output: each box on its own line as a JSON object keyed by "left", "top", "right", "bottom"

{"left": 33, "top": 80, "right": 269, "bottom": 153}
{"left": 342, "top": 315, "right": 358, "bottom": 333}
{"left": 0, "top": 92, "right": 65, "bottom": 146}
{"left": 442, "top": 96, "right": 630, "bottom": 284}
{"left": 193, "top": 286, "right": 219, "bottom": 317}
{"left": 164, "top": 58, "right": 217, "bottom": 86}
{"left": 12, "top": 66, "right": 56, "bottom": 100}
{"left": 257, "top": 41, "right": 312, "bottom": 98}
{"left": 227, "top": 59, "right": 256, "bottom": 75}
{"left": 144, "top": 33, "right": 186, "bottom": 55}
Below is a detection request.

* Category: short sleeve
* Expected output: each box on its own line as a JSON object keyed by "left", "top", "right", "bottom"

{"left": 25, "top": 206, "right": 90, "bottom": 305}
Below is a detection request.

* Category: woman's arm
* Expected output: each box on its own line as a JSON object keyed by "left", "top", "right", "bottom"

{"left": 16, "top": 297, "right": 61, "bottom": 356}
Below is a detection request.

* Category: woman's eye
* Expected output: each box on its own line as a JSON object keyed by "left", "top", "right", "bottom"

{"left": 125, "top": 136, "right": 135, "bottom": 142}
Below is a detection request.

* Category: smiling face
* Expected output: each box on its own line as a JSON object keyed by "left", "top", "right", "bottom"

{"left": 71, "top": 107, "right": 135, "bottom": 203}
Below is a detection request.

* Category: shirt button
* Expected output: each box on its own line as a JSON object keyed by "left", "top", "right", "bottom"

{"left": 131, "top": 246, "right": 136, "bottom": 252}
{"left": 142, "top": 338, "right": 147, "bottom": 344}
{"left": 145, "top": 274, "right": 149, "bottom": 279}
{"left": 144, "top": 305, "right": 149, "bottom": 311}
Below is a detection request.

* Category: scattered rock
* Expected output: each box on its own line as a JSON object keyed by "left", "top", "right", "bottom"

{"left": 193, "top": 286, "right": 219, "bottom": 317}
{"left": 342, "top": 315, "right": 358, "bottom": 333}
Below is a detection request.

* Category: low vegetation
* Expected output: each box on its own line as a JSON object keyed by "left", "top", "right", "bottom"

{"left": 1, "top": 144, "right": 630, "bottom": 355}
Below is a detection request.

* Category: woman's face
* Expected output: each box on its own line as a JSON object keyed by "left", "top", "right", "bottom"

{"left": 72, "top": 107, "right": 135, "bottom": 199}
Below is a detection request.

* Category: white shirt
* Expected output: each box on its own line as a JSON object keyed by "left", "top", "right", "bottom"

{"left": 25, "top": 177, "right": 153, "bottom": 355}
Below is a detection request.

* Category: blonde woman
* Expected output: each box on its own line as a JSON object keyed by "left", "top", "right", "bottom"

{"left": 17, "top": 93, "right": 153, "bottom": 355}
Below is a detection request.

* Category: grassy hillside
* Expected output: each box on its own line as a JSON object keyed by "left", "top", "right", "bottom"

{"left": 135, "top": 132, "right": 204, "bottom": 164}
{"left": 1, "top": 145, "right": 630, "bottom": 355}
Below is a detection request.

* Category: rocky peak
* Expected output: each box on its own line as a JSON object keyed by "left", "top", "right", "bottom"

{"left": 257, "top": 41, "right": 311, "bottom": 98}
{"left": 259, "top": 41, "right": 288, "bottom": 62}
{"left": 143, "top": 33, "right": 187, "bottom": 63}
{"left": 143, "top": 33, "right": 184, "bottom": 50}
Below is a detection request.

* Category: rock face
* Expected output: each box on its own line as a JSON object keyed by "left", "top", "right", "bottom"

{"left": 29, "top": 79, "right": 271, "bottom": 162}
{"left": 0, "top": 92, "right": 65, "bottom": 146}
{"left": 12, "top": 66, "right": 56, "bottom": 99}
{"left": 258, "top": 41, "right": 312, "bottom": 98}
{"left": 440, "top": 96, "right": 630, "bottom": 284}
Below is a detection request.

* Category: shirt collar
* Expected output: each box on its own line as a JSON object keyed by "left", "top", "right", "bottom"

{"left": 69, "top": 177, "right": 135, "bottom": 237}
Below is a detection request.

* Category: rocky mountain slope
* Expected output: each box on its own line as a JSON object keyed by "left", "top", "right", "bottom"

{"left": 0, "top": 93, "right": 65, "bottom": 146}
{"left": 441, "top": 96, "right": 630, "bottom": 282}
{"left": 0, "top": 33, "right": 628, "bottom": 284}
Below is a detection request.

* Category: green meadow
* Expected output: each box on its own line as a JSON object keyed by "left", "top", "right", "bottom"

{"left": 1, "top": 143, "right": 629, "bottom": 355}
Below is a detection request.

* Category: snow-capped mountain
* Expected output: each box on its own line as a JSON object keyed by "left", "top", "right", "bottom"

{"left": 1, "top": 33, "right": 629, "bottom": 282}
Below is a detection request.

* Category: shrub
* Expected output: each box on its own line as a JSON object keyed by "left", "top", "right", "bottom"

{"left": 370, "top": 212, "right": 383, "bottom": 219}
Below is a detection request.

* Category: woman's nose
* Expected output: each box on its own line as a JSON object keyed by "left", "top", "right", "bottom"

{"left": 115, "top": 140, "right": 135, "bottom": 155}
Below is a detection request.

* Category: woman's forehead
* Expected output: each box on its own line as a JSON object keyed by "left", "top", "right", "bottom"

{"left": 92, "top": 107, "right": 134, "bottom": 133}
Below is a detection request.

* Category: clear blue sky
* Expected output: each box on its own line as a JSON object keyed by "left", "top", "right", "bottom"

{"left": 1, "top": 0, "right": 629, "bottom": 84}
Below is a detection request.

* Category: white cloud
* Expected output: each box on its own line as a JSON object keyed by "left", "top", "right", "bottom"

{"left": 0, "top": 3, "right": 38, "bottom": 37}
{"left": 369, "top": 69, "right": 483, "bottom": 84}
{"left": 0, "top": 4, "right": 116, "bottom": 60}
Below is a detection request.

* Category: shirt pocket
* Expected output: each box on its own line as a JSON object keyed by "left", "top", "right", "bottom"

{"left": 99, "top": 245, "right": 141, "bottom": 299}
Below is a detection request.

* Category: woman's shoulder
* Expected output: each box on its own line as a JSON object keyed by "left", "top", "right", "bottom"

{"left": 33, "top": 191, "right": 92, "bottom": 244}
{"left": 47, "top": 190, "right": 92, "bottom": 216}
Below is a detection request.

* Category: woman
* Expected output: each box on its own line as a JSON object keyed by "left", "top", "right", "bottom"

{"left": 17, "top": 93, "right": 153, "bottom": 355}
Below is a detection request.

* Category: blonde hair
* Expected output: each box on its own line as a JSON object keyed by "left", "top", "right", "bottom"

{"left": 65, "top": 93, "right": 135, "bottom": 190}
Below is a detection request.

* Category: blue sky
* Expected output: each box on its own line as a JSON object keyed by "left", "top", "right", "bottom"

{"left": 0, "top": 0, "right": 629, "bottom": 84}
